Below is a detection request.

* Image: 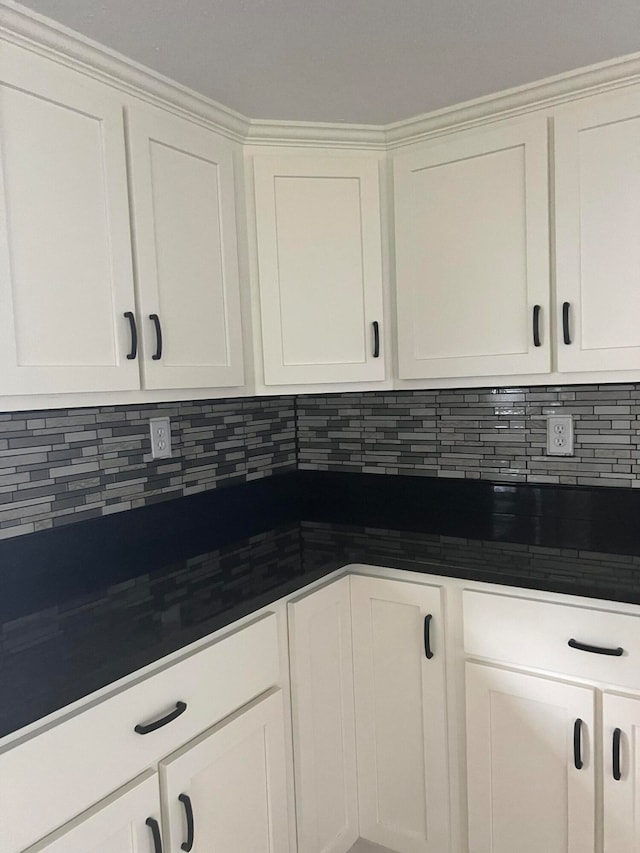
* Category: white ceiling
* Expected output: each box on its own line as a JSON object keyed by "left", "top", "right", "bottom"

{"left": 16, "top": 0, "right": 640, "bottom": 124}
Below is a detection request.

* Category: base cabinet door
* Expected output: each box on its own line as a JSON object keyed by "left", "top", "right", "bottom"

{"left": 466, "top": 662, "right": 595, "bottom": 853}
{"left": 394, "top": 116, "right": 550, "bottom": 380}
{"left": 288, "top": 577, "right": 359, "bottom": 853}
{"left": 603, "top": 692, "right": 640, "bottom": 853}
{"left": 350, "top": 575, "right": 450, "bottom": 853}
{"left": 159, "top": 689, "right": 291, "bottom": 853}
{"left": 24, "top": 771, "right": 161, "bottom": 853}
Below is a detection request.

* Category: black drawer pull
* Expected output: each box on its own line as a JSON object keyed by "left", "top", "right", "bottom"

{"left": 150, "top": 313, "right": 163, "bottom": 360}
{"left": 568, "top": 638, "right": 623, "bottom": 657}
{"left": 613, "top": 728, "right": 622, "bottom": 781}
{"left": 124, "top": 311, "right": 138, "bottom": 360}
{"left": 146, "top": 817, "right": 163, "bottom": 853}
{"left": 562, "top": 301, "right": 571, "bottom": 345}
{"left": 179, "top": 793, "right": 195, "bottom": 851}
{"left": 372, "top": 321, "right": 380, "bottom": 358}
{"left": 135, "top": 701, "right": 187, "bottom": 734}
{"left": 533, "top": 304, "right": 541, "bottom": 347}
{"left": 424, "top": 614, "right": 434, "bottom": 660}
{"left": 573, "top": 718, "right": 583, "bottom": 770}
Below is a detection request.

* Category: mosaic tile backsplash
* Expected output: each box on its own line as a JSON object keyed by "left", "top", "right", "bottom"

{"left": 1, "top": 382, "right": 640, "bottom": 540}
{"left": 297, "top": 384, "right": 640, "bottom": 487}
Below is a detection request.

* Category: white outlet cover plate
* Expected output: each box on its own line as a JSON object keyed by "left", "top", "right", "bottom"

{"left": 546, "top": 414, "right": 574, "bottom": 456}
{"left": 150, "top": 416, "right": 172, "bottom": 459}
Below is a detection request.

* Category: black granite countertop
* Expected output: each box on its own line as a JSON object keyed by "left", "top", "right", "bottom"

{"left": 3, "top": 470, "right": 640, "bottom": 739}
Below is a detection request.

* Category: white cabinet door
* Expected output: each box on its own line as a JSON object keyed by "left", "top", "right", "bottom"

{"left": 160, "top": 689, "right": 291, "bottom": 853}
{"left": 555, "top": 88, "right": 640, "bottom": 372}
{"left": 394, "top": 117, "right": 550, "bottom": 379}
{"left": 466, "top": 662, "right": 595, "bottom": 853}
{"left": 288, "top": 577, "right": 359, "bottom": 853}
{"left": 0, "top": 42, "right": 139, "bottom": 394}
{"left": 252, "top": 153, "right": 385, "bottom": 385}
{"left": 25, "top": 771, "right": 161, "bottom": 853}
{"left": 603, "top": 692, "right": 640, "bottom": 853}
{"left": 350, "top": 575, "right": 450, "bottom": 853}
{"left": 127, "top": 104, "right": 244, "bottom": 389}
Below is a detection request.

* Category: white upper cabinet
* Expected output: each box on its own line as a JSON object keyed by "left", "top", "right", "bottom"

{"left": 0, "top": 41, "right": 139, "bottom": 395}
{"left": 394, "top": 117, "right": 550, "bottom": 380}
{"left": 251, "top": 152, "right": 386, "bottom": 385}
{"left": 127, "top": 104, "right": 244, "bottom": 389}
{"left": 555, "top": 88, "right": 640, "bottom": 373}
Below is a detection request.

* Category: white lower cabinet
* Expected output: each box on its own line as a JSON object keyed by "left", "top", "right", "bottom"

{"left": 465, "top": 662, "right": 596, "bottom": 853}
{"left": 25, "top": 770, "right": 161, "bottom": 853}
{"left": 350, "top": 575, "right": 450, "bottom": 853}
{"left": 603, "top": 693, "right": 640, "bottom": 853}
{"left": 159, "top": 688, "right": 291, "bottom": 853}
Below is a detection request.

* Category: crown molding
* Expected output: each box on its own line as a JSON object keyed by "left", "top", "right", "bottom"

{"left": 384, "top": 51, "right": 640, "bottom": 148}
{"left": 4, "top": 0, "right": 640, "bottom": 150}
{"left": 246, "top": 119, "right": 386, "bottom": 149}
{"left": 0, "top": 0, "right": 250, "bottom": 141}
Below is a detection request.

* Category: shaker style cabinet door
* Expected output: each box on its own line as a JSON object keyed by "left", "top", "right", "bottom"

{"left": 288, "top": 577, "right": 359, "bottom": 853}
{"left": 350, "top": 575, "right": 450, "bottom": 853}
{"left": 555, "top": 88, "right": 640, "bottom": 372}
{"left": 24, "top": 771, "right": 161, "bottom": 853}
{"left": 159, "top": 689, "right": 291, "bottom": 853}
{"left": 602, "top": 692, "right": 640, "bottom": 853}
{"left": 252, "top": 153, "right": 386, "bottom": 385}
{"left": 394, "top": 116, "right": 550, "bottom": 379}
{"left": 466, "top": 662, "right": 595, "bottom": 853}
{"left": 127, "top": 104, "right": 244, "bottom": 389}
{"left": 0, "top": 42, "right": 140, "bottom": 394}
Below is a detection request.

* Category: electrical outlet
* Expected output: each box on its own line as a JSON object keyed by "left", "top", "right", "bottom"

{"left": 150, "top": 417, "right": 172, "bottom": 459}
{"left": 546, "top": 415, "right": 574, "bottom": 456}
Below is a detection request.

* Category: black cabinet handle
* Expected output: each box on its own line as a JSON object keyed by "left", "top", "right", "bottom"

{"left": 613, "top": 728, "right": 622, "bottom": 781}
{"left": 179, "top": 793, "right": 195, "bottom": 851}
{"left": 146, "top": 818, "right": 163, "bottom": 853}
{"left": 562, "top": 301, "right": 571, "bottom": 345}
{"left": 573, "top": 718, "right": 583, "bottom": 769}
{"left": 533, "top": 304, "right": 541, "bottom": 347}
{"left": 424, "top": 614, "right": 434, "bottom": 660}
{"left": 150, "top": 313, "right": 163, "bottom": 360}
{"left": 372, "top": 321, "right": 380, "bottom": 358}
{"left": 568, "top": 638, "right": 623, "bottom": 657}
{"left": 135, "top": 701, "right": 187, "bottom": 734}
{"left": 124, "top": 311, "right": 138, "bottom": 360}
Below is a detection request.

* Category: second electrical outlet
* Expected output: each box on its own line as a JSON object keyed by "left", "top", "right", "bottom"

{"left": 150, "top": 417, "right": 172, "bottom": 459}
{"left": 546, "top": 414, "right": 574, "bottom": 456}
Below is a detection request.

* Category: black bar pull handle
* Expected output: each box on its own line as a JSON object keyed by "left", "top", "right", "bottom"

{"left": 150, "top": 313, "right": 163, "bottom": 360}
{"left": 573, "top": 718, "right": 584, "bottom": 770}
{"left": 533, "top": 305, "right": 541, "bottom": 347}
{"left": 124, "top": 311, "right": 138, "bottom": 360}
{"left": 179, "top": 793, "right": 195, "bottom": 851}
{"left": 568, "top": 638, "right": 624, "bottom": 657}
{"left": 424, "top": 614, "right": 434, "bottom": 660}
{"left": 372, "top": 321, "right": 380, "bottom": 358}
{"left": 613, "top": 728, "right": 622, "bottom": 781}
{"left": 146, "top": 818, "right": 163, "bottom": 853}
{"left": 135, "top": 701, "right": 187, "bottom": 735}
{"left": 562, "top": 301, "right": 571, "bottom": 345}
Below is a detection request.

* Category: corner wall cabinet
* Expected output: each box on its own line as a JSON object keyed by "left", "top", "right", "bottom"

{"left": 393, "top": 116, "right": 550, "bottom": 380}
{"left": 250, "top": 152, "right": 386, "bottom": 385}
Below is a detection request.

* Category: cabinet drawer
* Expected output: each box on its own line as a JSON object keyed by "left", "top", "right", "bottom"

{"left": 0, "top": 611, "right": 280, "bottom": 853}
{"left": 464, "top": 590, "right": 640, "bottom": 688}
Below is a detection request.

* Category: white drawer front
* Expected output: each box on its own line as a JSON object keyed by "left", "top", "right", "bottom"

{"left": 463, "top": 590, "right": 640, "bottom": 688}
{"left": 0, "top": 611, "right": 280, "bottom": 853}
